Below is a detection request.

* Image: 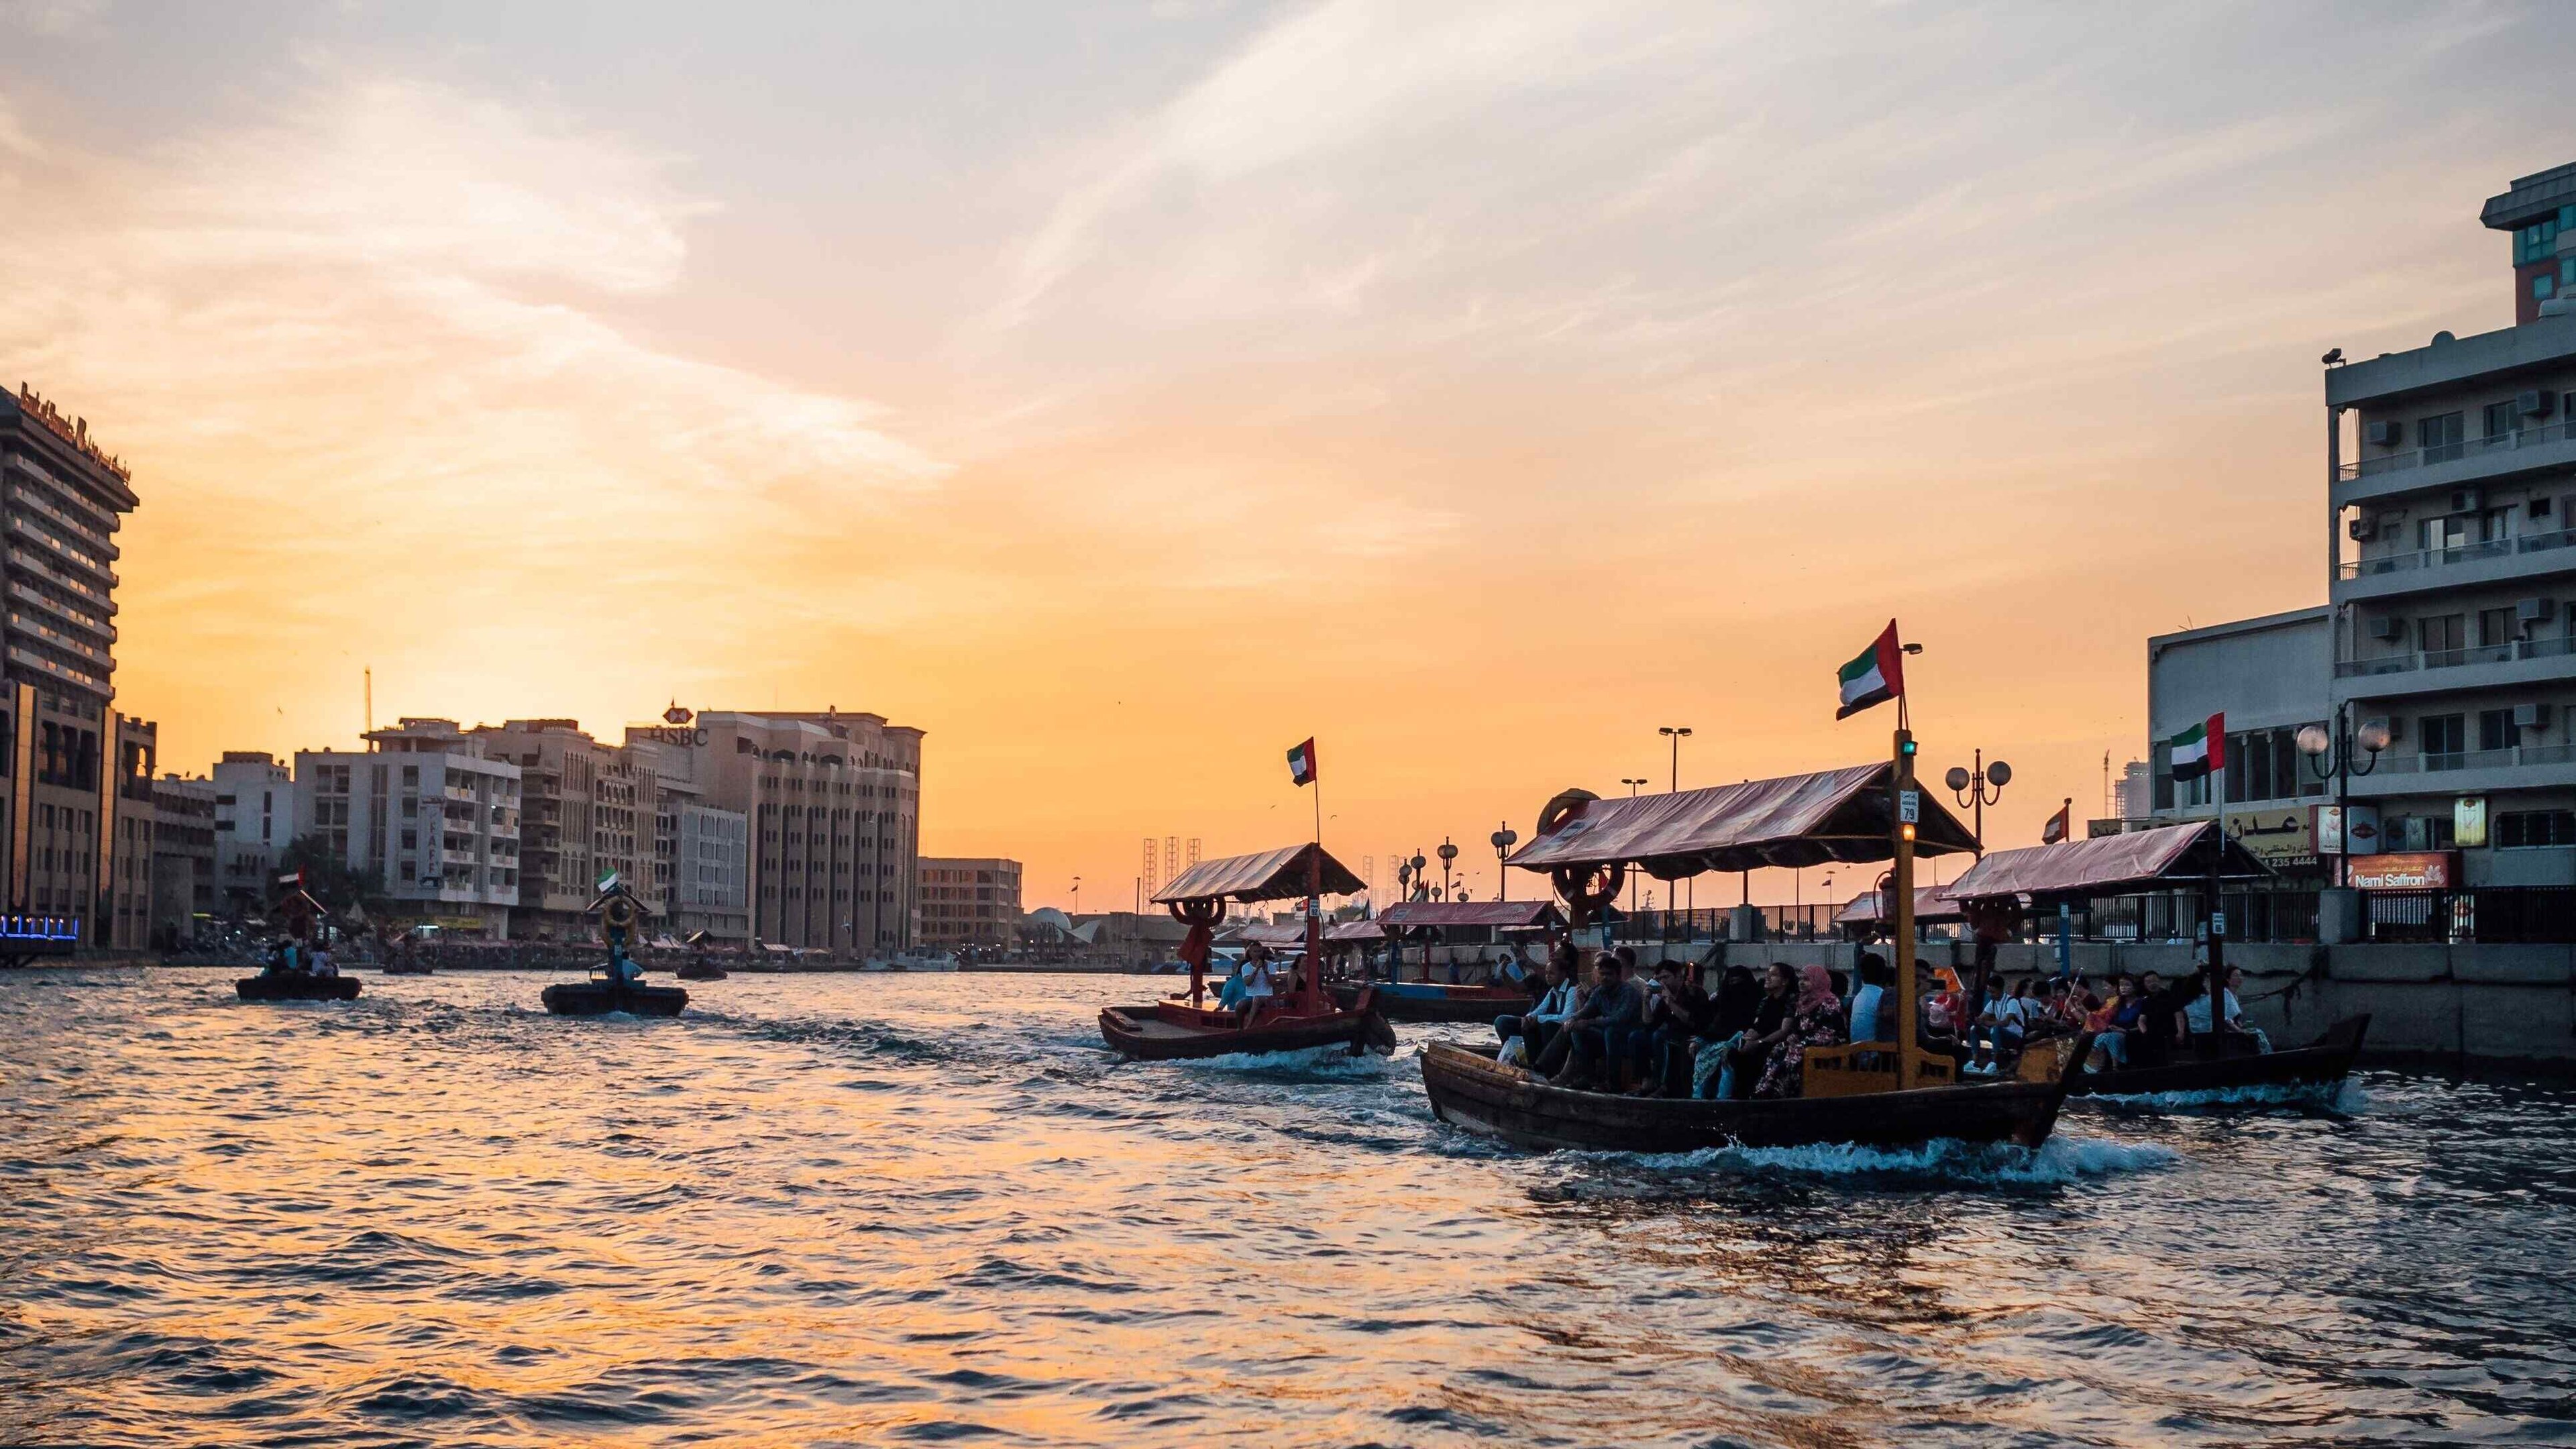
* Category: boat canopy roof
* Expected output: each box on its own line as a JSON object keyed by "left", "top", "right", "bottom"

{"left": 1377, "top": 900, "right": 1565, "bottom": 931}
{"left": 1834, "top": 883, "right": 1964, "bottom": 925}
{"left": 1152, "top": 843, "right": 1364, "bottom": 904}
{"left": 1506, "top": 763, "right": 1980, "bottom": 876}
{"left": 1324, "top": 919, "right": 1386, "bottom": 943}
{"left": 1946, "top": 820, "right": 2272, "bottom": 902}
{"left": 1228, "top": 922, "right": 1311, "bottom": 946}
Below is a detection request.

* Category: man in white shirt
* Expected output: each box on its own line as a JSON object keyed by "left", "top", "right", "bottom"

{"left": 1494, "top": 945, "right": 1582, "bottom": 1063}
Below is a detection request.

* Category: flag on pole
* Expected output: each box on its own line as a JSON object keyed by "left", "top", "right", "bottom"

{"left": 1286, "top": 738, "right": 1318, "bottom": 787}
{"left": 1835, "top": 620, "right": 1905, "bottom": 719}
{"left": 2169, "top": 712, "right": 2226, "bottom": 781}
{"left": 2041, "top": 798, "right": 2072, "bottom": 845}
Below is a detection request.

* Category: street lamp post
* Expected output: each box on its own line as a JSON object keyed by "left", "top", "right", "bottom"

{"left": 1437, "top": 838, "right": 1458, "bottom": 902}
{"left": 1409, "top": 851, "right": 1428, "bottom": 901}
{"left": 1491, "top": 823, "right": 1517, "bottom": 902}
{"left": 1943, "top": 751, "right": 2013, "bottom": 854}
{"left": 2298, "top": 708, "right": 2389, "bottom": 890}
{"left": 1658, "top": 726, "right": 1693, "bottom": 791}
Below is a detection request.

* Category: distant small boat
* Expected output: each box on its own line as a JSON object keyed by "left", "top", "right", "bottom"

{"left": 867, "top": 949, "right": 959, "bottom": 972}
{"left": 1332, "top": 979, "right": 1532, "bottom": 1024}
{"left": 381, "top": 960, "right": 433, "bottom": 976}
{"left": 236, "top": 974, "right": 362, "bottom": 1003}
{"left": 674, "top": 960, "right": 728, "bottom": 981}
{"left": 541, "top": 980, "right": 688, "bottom": 1018}
{"left": 1100, "top": 1000, "right": 1396, "bottom": 1061}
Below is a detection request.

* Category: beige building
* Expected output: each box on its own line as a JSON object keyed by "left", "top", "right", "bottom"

{"left": 470, "top": 719, "right": 661, "bottom": 938}
{"left": 296, "top": 719, "right": 522, "bottom": 934}
{"left": 919, "top": 857, "right": 1020, "bottom": 946}
{"left": 150, "top": 773, "right": 215, "bottom": 948}
{"left": 623, "top": 727, "right": 750, "bottom": 941}
{"left": 628, "top": 708, "right": 921, "bottom": 952}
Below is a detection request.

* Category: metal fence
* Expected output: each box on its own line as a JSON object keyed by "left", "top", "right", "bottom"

{"left": 2364, "top": 886, "right": 2576, "bottom": 943}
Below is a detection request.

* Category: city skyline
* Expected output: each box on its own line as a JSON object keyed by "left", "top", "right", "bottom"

{"left": 7, "top": 2, "right": 2573, "bottom": 910}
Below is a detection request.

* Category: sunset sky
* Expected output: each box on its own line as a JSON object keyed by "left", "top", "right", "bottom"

{"left": 3, "top": 1, "right": 2569, "bottom": 911}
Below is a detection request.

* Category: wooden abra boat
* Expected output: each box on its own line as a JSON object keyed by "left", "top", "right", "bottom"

{"left": 1329, "top": 899, "right": 1558, "bottom": 1022}
{"left": 544, "top": 878, "right": 688, "bottom": 1018}
{"left": 1422, "top": 1036, "right": 2084, "bottom": 1153}
{"left": 675, "top": 959, "right": 728, "bottom": 981}
{"left": 541, "top": 980, "right": 688, "bottom": 1017}
{"left": 1102, "top": 842, "right": 1393, "bottom": 1062}
{"left": 2071, "top": 1014, "right": 2369, "bottom": 1097}
{"left": 382, "top": 959, "right": 433, "bottom": 976}
{"left": 236, "top": 973, "right": 362, "bottom": 1002}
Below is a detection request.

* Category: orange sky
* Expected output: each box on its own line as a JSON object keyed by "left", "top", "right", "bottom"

{"left": 1, "top": 1, "right": 2564, "bottom": 911}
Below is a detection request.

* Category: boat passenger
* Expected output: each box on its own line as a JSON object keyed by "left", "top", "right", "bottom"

{"left": 2126, "top": 969, "right": 2192, "bottom": 1067}
{"left": 1624, "top": 961, "right": 1713, "bottom": 1096}
{"left": 1543, "top": 952, "right": 1644, "bottom": 1089}
{"left": 1753, "top": 965, "right": 1845, "bottom": 1098}
{"left": 2184, "top": 965, "right": 2269, "bottom": 1051}
{"left": 1846, "top": 954, "right": 1889, "bottom": 1044}
{"left": 2084, "top": 973, "right": 2143, "bottom": 1071}
{"left": 1705, "top": 963, "right": 1798, "bottom": 1099}
{"left": 1235, "top": 942, "right": 1278, "bottom": 1023}
{"left": 1690, "top": 964, "right": 1767, "bottom": 1098}
{"left": 1496, "top": 945, "right": 1582, "bottom": 1061}
{"left": 311, "top": 945, "right": 338, "bottom": 979}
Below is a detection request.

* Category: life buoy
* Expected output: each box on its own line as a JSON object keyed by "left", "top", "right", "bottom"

{"left": 602, "top": 894, "right": 639, "bottom": 931}
{"left": 1552, "top": 861, "right": 1625, "bottom": 928}
{"left": 1534, "top": 788, "right": 1598, "bottom": 841}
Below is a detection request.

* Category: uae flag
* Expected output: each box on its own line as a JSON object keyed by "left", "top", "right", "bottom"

{"left": 2041, "top": 799, "right": 2073, "bottom": 845}
{"left": 1835, "top": 620, "right": 1905, "bottom": 719}
{"left": 2169, "top": 712, "right": 2226, "bottom": 781}
{"left": 1286, "top": 738, "right": 1318, "bottom": 787}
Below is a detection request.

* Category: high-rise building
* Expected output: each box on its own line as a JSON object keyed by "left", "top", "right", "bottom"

{"left": 296, "top": 718, "right": 521, "bottom": 934}
{"left": 627, "top": 708, "right": 920, "bottom": 952}
{"left": 468, "top": 718, "right": 663, "bottom": 939}
{"left": 622, "top": 724, "right": 749, "bottom": 942}
{"left": 918, "top": 857, "right": 1022, "bottom": 946}
{"left": 213, "top": 751, "right": 294, "bottom": 913}
{"left": 0, "top": 384, "right": 150, "bottom": 945}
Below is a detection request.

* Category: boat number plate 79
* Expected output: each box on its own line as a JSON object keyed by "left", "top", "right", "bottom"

{"left": 1898, "top": 790, "right": 1920, "bottom": 824}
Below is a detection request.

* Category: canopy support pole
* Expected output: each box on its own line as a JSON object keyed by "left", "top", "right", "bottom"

{"left": 1893, "top": 727, "right": 1923, "bottom": 1087}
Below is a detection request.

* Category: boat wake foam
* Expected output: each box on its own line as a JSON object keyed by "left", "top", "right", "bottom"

{"left": 1159, "top": 1044, "right": 1395, "bottom": 1078}
{"left": 1574, "top": 1133, "right": 2178, "bottom": 1187}
{"left": 2082, "top": 1079, "right": 2354, "bottom": 1114}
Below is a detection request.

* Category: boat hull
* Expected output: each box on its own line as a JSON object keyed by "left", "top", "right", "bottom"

{"left": 2070, "top": 1014, "right": 2369, "bottom": 1097}
{"left": 1332, "top": 981, "right": 1533, "bottom": 1024}
{"left": 541, "top": 981, "right": 690, "bottom": 1018}
{"left": 381, "top": 963, "right": 433, "bottom": 976}
{"left": 1419, "top": 1040, "right": 2074, "bottom": 1154}
{"left": 674, "top": 964, "right": 728, "bottom": 981}
{"left": 235, "top": 975, "right": 362, "bottom": 1003}
{"left": 1100, "top": 1001, "right": 1397, "bottom": 1061}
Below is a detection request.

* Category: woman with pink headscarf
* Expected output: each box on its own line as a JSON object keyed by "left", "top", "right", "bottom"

{"left": 1755, "top": 965, "right": 1847, "bottom": 1099}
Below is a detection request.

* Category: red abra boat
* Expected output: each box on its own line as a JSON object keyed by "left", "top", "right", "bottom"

{"left": 1100, "top": 843, "right": 1396, "bottom": 1061}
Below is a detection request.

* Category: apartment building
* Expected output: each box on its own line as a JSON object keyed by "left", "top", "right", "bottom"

{"left": 627, "top": 708, "right": 921, "bottom": 952}
{"left": 918, "top": 856, "right": 1022, "bottom": 946}
{"left": 623, "top": 724, "right": 749, "bottom": 942}
{"left": 467, "top": 718, "right": 659, "bottom": 939}
{"left": 212, "top": 751, "right": 294, "bottom": 912}
{"left": 151, "top": 773, "right": 216, "bottom": 947}
{"left": 2322, "top": 162, "right": 2576, "bottom": 885}
{"left": 296, "top": 718, "right": 521, "bottom": 933}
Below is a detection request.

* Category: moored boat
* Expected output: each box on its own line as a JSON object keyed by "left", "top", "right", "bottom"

{"left": 1332, "top": 899, "right": 1557, "bottom": 1022}
{"left": 675, "top": 959, "right": 728, "bottom": 981}
{"left": 382, "top": 959, "right": 433, "bottom": 976}
{"left": 1100, "top": 841, "right": 1393, "bottom": 1062}
{"left": 2070, "top": 1014, "right": 2369, "bottom": 1097}
{"left": 236, "top": 973, "right": 362, "bottom": 1003}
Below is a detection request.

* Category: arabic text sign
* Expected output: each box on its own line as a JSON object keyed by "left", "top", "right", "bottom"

{"left": 2223, "top": 807, "right": 2313, "bottom": 863}
{"left": 2347, "top": 851, "right": 2455, "bottom": 890}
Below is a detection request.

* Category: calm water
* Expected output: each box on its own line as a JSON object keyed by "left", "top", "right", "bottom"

{"left": 1, "top": 969, "right": 2569, "bottom": 1448}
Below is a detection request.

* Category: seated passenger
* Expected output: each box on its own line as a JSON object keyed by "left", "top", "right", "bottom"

{"left": 2183, "top": 965, "right": 2269, "bottom": 1051}
{"left": 1538, "top": 953, "right": 1642, "bottom": 1088}
{"left": 1755, "top": 965, "right": 1845, "bottom": 1099}
{"left": 1236, "top": 943, "right": 1278, "bottom": 1022}
{"left": 1497, "top": 945, "right": 1582, "bottom": 1062}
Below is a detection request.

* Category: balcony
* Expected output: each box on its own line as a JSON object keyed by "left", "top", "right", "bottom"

{"left": 2334, "top": 631, "right": 2576, "bottom": 700}
{"left": 2337, "top": 525, "right": 2576, "bottom": 602}
{"left": 7, "top": 580, "right": 114, "bottom": 645}
{"left": 2334, "top": 417, "right": 2576, "bottom": 509}
{"left": 2349, "top": 742, "right": 2576, "bottom": 799}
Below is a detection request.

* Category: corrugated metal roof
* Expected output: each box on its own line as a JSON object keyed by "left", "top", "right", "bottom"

{"left": 1945, "top": 820, "right": 2270, "bottom": 900}
{"left": 1377, "top": 900, "right": 1564, "bottom": 930}
{"left": 1505, "top": 763, "right": 1980, "bottom": 875}
{"left": 1833, "top": 884, "right": 1964, "bottom": 925}
{"left": 1151, "top": 843, "right": 1366, "bottom": 904}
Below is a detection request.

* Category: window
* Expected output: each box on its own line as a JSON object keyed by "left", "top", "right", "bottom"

{"left": 2418, "top": 614, "right": 2466, "bottom": 657}
{"left": 2520, "top": 217, "right": 2561, "bottom": 264}
{"left": 2498, "top": 810, "right": 2576, "bottom": 848}
{"left": 2486, "top": 400, "right": 2522, "bottom": 437}
{"left": 2479, "top": 708, "right": 2516, "bottom": 753}
{"left": 401, "top": 829, "right": 417, "bottom": 851}
{"left": 2418, "top": 515, "right": 2467, "bottom": 554}
{"left": 2538, "top": 274, "right": 2559, "bottom": 303}
{"left": 2420, "top": 713, "right": 2465, "bottom": 765}
{"left": 2419, "top": 411, "right": 2465, "bottom": 463}
{"left": 403, "top": 765, "right": 419, "bottom": 786}
{"left": 2480, "top": 607, "right": 2517, "bottom": 648}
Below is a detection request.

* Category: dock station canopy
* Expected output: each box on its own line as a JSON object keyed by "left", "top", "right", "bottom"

{"left": 1834, "top": 883, "right": 1965, "bottom": 926}
{"left": 1152, "top": 843, "right": 1365, "bottom": 906}
{"left": 1945, "top": 820, "right": 2271, "bottom": 902}
{"left": 1377, "top": 900, "right": 1565, "bottom": 932}
{"left": 1505, "top": 763, "right": 1980, "bottom": 877}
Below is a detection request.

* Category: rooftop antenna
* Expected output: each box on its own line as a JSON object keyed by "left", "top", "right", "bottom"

{"left": 364, "top": 667, "right": 373, "bottom": 743}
